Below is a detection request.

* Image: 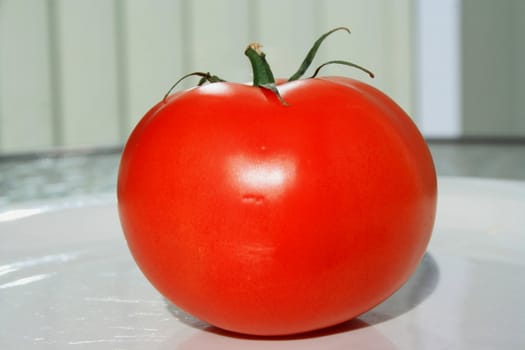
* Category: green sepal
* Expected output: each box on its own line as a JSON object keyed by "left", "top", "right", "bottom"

{"left": 163, "top": 72, "right": 226, "bottom": 101}
{"left": 310, "top": 60, "right": 375, "bottom": 79}
{"left": 288, "top": 27, "right": 351, "bottom": 82}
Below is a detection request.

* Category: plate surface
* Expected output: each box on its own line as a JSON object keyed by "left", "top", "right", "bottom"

{"left": 1, "top": 177, "right": 524, "bottom": 349}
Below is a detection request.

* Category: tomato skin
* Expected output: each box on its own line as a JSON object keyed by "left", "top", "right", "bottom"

{"left": 117, "top": 77, "right": 437, "bottom": 336}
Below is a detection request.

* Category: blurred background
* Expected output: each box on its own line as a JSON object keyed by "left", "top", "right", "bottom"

{"left": 0, "top": 0, "right": 524, "bottom": 207}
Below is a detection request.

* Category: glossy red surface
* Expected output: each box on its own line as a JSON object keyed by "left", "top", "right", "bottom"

{"left": 117, "top": 77, "right": 437, "bottom": 336}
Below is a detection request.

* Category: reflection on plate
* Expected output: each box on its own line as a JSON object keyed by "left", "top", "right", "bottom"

{"left": 1, "top": 177, "right": 524, "bottom": 349}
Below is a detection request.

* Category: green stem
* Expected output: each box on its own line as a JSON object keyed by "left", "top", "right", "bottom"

{"left": 244, "top": 43, "right": 276, "bottom": 86}
{"left": 244, "top": 43, "right": 287, "bottom": 105}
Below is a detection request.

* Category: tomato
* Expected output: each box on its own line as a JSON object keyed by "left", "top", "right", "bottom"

{"left": 117, "top": 30, "right": 437, "bottom": 336}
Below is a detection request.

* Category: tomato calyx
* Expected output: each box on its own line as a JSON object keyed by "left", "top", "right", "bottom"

{"left": 162, "top": 26, "right": 375, "bottom": 104}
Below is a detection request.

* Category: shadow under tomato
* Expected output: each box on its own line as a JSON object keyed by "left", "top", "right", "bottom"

{"left": 169, "top": 318, "right": 399, "bottom": 350}
{"left": 165, "top": 252, "right": 439, "bottom": 342}
{"left": 360, "top": 252, "right": 440, "bottom": 325}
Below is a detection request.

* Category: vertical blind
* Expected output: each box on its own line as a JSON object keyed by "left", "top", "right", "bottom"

{"left": 0, "top": 0, "right": 414, "bottom": 154}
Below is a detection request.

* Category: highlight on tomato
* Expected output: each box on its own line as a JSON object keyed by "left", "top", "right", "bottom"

{"left": 117, "top": 27, "right": 437, "bottom": 336}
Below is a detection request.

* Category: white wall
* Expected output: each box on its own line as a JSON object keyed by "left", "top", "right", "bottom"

{"left": 415, "top": 0, "right": 462, "bottom": 138}
{"left": 1, "top": 0, "right": 414, "bottom": 154}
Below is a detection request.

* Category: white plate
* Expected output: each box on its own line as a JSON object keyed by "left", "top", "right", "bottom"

{"left": 1, "top": 177, "right": 524, "bottom": 349}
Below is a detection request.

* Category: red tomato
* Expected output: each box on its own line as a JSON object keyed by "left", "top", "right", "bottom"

{"left": 118, "top": 76, "right": 436, "bottom": 336}
{"left": 118, "top": 32, "right": 436, "bottom": 335}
